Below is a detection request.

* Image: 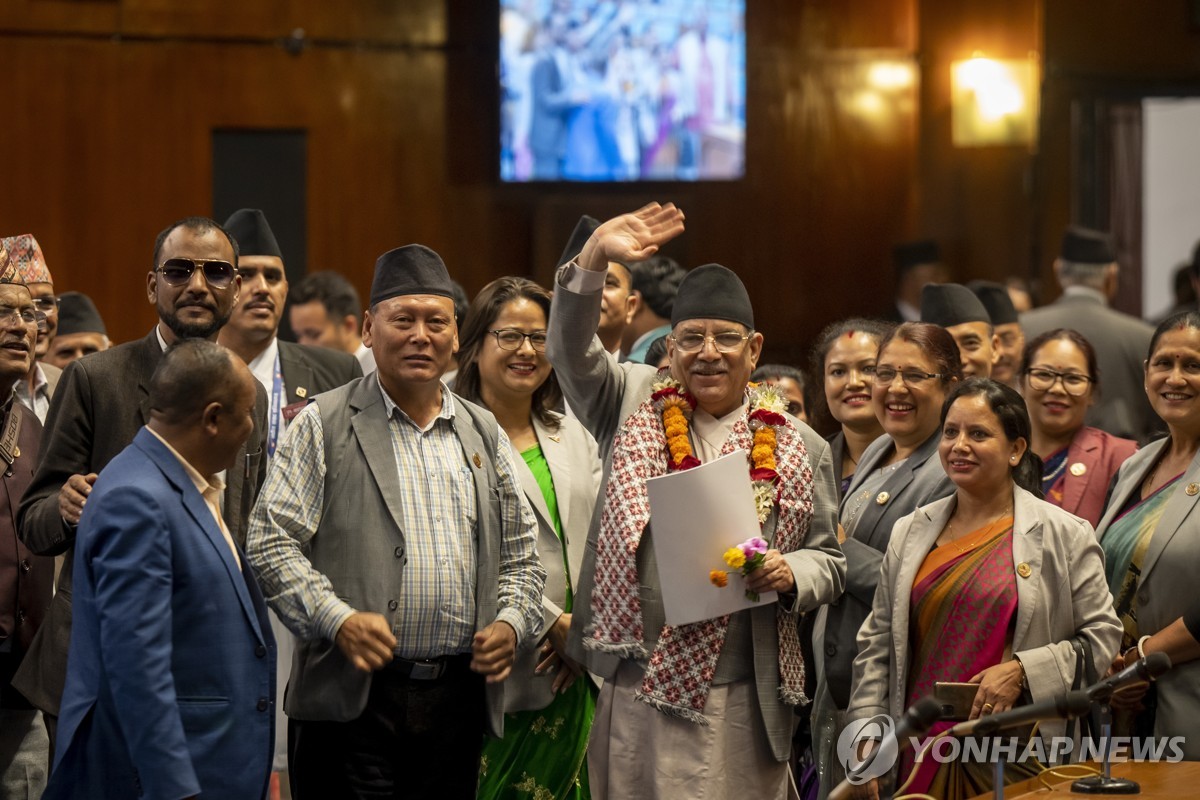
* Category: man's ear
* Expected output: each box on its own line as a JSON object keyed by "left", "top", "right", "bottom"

{"left": 202, "top": 401, "right": 223, "bottom": 435}
{"left": 625, "top": 291, "right": 641, "bottom": 325}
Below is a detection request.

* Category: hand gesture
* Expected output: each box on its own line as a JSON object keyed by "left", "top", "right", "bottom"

{"left": 1107, "top": 648, "right": 1150, "bottom": 711}
{"left": 59, "top": 472, "right": 98, "bottom": 524}
{"left": 471, "top": 621, "right": 518, "bottom": 683}
{"left": 534, "top": 613, "right": 582, "bottom": 693}
{"left": 968, "top": 660, "right": 1025, "bottom": 718}
{"left": 577, "top": 203, "right": 685, "bottom": 272}
{"left": 334, "top": 612, "right": 397, "bottom": 672}
{"left": 744, "top": 548, "right": 796, "bottom": 595}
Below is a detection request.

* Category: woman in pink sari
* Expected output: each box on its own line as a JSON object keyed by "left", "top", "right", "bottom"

{"left": 846, "top": 379, "right": 1121, "bottom": 799}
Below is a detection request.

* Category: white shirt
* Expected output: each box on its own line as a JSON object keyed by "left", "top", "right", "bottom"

{"left": 355, "top": 342, "right": 376, "bottom": 375}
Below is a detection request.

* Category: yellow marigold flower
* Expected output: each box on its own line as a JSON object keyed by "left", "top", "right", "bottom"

{"left": 723, "top": 547, "right": 746, "bottom": 569}
{"left": 709, "top": 570, "right": 729, "bottom": 588}
{"left": 669, "top": 441, "right": 692, "bottom": 461}
{"left": 755, "top": 427, "right": 777, "bottom": 448}
{"left": 665, "top": 420, "right": 689, "bottom": 438}
{"left": 752, "top": 443, "right": 776, "bottom": 468}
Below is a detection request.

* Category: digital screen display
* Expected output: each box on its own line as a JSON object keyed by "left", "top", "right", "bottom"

{"left": 500, "top": 1, "right": 746, "bottom": 182}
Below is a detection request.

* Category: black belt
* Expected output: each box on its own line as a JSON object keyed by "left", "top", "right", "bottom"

{"left": 385, "top": 654, "right": 470, "bottom": 681}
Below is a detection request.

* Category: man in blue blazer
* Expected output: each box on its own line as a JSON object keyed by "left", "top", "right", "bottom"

{"left": 44, "top": 340, "right": 275, "bottom": 800}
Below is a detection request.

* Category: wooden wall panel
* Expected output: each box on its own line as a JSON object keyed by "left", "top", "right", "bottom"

{"left": 1, "top": 0, "right": 921, "bottom": 364}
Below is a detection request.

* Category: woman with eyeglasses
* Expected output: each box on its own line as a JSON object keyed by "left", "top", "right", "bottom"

{"left": 809, "top": 318, "right": 894, "bottom": 499}
{"left": 454, "top": 277, "right": 601, "bottom": 800}
{"left": 813, "top": 322, "right": 960, "bottom": 799}
{"left": 1020, "top": 329, "right": 1137, "bottom": 526}
{"left": 847, "top": 379, "right": 1121, "bottom": 799}
{"left": 1094, "top": 311, "right": 1200, "bottom": 759}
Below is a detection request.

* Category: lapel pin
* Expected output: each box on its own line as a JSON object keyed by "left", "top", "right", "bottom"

{"left": 1069, "top": 462, "right": 1086, "bottom": 477}
{"left": 548, "top": 434, "right": 561, "bottom": 443}
{"left": 472, "top": 453, "right": 482, "bottom": 468}
{"left": 1187, "top": 483, "right": 1200, "bottom": 497}
{"left": 875, "top": 491, "right": 890, "bottom": 505}
{"left": 296, "top": 387, "right": 308, "bottom": 398}
{"left": 1016, "top": 562, "right": 1032, "bottom": 579}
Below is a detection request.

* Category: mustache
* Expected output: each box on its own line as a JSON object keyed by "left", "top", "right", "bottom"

{"left": 689, "top": 364, "right": 728, "bottom": 376}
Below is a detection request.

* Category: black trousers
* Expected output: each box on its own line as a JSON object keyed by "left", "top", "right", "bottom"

{"left": 289, "top": 656, "right": 486, "bottom": 800}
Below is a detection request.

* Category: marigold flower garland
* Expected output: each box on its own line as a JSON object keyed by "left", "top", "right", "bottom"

{"left": 651, "top": 376, "right": 787, "bottom": 524}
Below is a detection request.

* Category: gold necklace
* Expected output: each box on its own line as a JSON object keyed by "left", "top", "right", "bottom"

{"left": 940, "top": 506, "right": 1013, "bottom": 554}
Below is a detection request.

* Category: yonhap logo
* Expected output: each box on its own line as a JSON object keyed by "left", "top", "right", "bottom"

{"left": 837, "top": 714, "right": 899, "bottom": 784}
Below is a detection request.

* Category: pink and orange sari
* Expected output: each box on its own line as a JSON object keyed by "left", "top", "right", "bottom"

{"left": 900, "top": 517, "right": 1036, "bottom": 798}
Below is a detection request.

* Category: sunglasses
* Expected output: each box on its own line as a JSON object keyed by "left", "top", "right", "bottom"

{"left": 156, "top": 257, "right": 238, "bottom": 289}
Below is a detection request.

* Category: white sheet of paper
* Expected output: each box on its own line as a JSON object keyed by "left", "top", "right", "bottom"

{"left": 646, "top": 449, "right": 778, "bottom": 626}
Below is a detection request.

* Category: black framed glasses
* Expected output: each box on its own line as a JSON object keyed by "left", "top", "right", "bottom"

{"left": 490, "top": 329, "right": 548, "bottom": 352}
{"left": 670, "top": 331, "right": 753, "bottom": 353}
{"left": 156, "top": 257, "right": 238, "bottom": 289}
{"left": 0, "top": 305, "right": 47, "bottom": 333}
{"left": 867, "top": 366, "right": 943, "bottom": 386}
{"left": 1025, "top": 368, "right": 1093, "bottom": 396}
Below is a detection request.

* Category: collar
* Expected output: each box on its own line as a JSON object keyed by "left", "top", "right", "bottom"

{"left": 1061, "top": 285, "right": 1108, "bottom": 305}
{"left": 247, "top": 336, "right": 280, "bottom": 391}
{"left": 379, "top": 378, "right": 456, "bottom": 431}
{"left": 29, "top": 362, "right": 48, "bottom": 395}
{"left": 155, "top": 324, "right": 170, "bottom": 352}
{"left": 629, "top": 323, "right": 672, "bottom": 357}
{"left": 146, "top": 426, "right": 227, "bottom": 498}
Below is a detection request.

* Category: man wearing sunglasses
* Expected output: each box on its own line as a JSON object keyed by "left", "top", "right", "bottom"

{"left": 0, "top": 234, "right": 61, "bottom": 424}
{"left": 13, "top": 216, "right": 270, "bottom": 760}
{"left": 0, "top": 249, "right": 54, "bottom": 798}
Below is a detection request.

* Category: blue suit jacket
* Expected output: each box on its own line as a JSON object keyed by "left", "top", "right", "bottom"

{"left": 45, "top": 428, "right": 276, "bottom": 800}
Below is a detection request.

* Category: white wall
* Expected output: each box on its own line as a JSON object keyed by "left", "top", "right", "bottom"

{"left": 1143, "top": 98, "right": 1200, "bottom": 320}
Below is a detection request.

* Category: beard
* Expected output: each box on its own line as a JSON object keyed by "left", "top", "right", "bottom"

{"left": 162, "top": 304, "right": 232, "bottom": 341}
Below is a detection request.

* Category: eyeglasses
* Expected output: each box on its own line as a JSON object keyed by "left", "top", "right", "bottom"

{"left": 0, "top": 306, "right": 47, "bottom": 333}
{"left": 156, "top": 257, "right": 238, "bottom": 289}
{"left": 1025, "top": 368, "right": 1093, "bottom": 396}
{"left": 670, "top": 331, "right": 752, "bottom": 353}
{"left": 32, "top": 297, "right": 58, "bottom": 314}
{"left": 490, "top": 329, "right": 548, "bottom": 352}
{"left": 867, "top": 366, "right": 943, "bottom": 386}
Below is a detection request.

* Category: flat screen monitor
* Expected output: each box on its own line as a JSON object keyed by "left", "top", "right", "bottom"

{"left": 500, "top": 1, "right": 746, "bottom": 182}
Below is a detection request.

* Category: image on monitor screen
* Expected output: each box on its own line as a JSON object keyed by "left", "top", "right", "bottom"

{"left": 500, "top": 1, "right": 746, "bottom": 182}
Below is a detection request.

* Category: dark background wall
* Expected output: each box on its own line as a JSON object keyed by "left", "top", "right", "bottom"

{"left": 2, "top": 0, "right": 1199, "bottom": 364}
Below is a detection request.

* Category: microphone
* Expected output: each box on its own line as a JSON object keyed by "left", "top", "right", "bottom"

{"left": 892, "top": 696, "right": 945, "bottom": 748}
{"left": 1085, "top": 651, "right": 1171, "bottom": 703}
{"left": 827, "top": 697, "right": 943, "bottom": 800}
{"left": 947, "top": 689, "right": 1092, "bottom": 737}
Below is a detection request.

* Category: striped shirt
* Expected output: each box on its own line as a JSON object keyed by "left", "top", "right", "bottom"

{"left": 246, "top": 379, "right": 542, "bottom": 658}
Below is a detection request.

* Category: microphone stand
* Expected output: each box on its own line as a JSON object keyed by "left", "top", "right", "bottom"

{"left": 1070, "top": 704, "right": 1139, "bottom": 794}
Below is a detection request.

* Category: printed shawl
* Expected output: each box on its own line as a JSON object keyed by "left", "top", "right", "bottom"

{"left": 585, "top": 392, "right": 815, "bottom": 723}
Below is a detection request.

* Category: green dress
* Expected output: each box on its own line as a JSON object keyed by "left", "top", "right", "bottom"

{"left": 477, "top": 444, "right": 596, "bottom": 800}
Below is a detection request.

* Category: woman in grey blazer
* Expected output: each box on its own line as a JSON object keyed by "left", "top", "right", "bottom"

{"left": 456, "top": 277, "right": 602, "bottom": 800}
{"left": 847, "top": 379, "right": 1121, "bottom": 799}
{"left": 813, "top": 322, "right": 958, "bottom": 798}
{"left": 1094, "top": 311, "right": 1200, "bottom": 758}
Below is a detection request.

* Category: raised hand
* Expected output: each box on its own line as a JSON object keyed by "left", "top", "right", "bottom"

{"left": 576, "top": 202, "right": 686, "bottom": 272}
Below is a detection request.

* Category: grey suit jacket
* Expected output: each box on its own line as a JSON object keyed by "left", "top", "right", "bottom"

{"left": 546, "top": 265, "right": 847, "bottom": 761}
{"left": 506, "top": 412, "right": 602, "bottom": 713}
{"left": 848, "top": 486, "right": 1122, "bottom": 741}
{"left": 13, "top": 330, "right": 269, "bottom": 715}
{"left": 246, "top": 374, "right": 545, "bottom": 737}
{"left": 1020, "top": 292, "right": 1159, "bottom": 443}
{"left": 1095, "top": 439, "right": 1200, "bottom": 757}
{"left": 823, "top": 430, "right": 954, "bottom": 708}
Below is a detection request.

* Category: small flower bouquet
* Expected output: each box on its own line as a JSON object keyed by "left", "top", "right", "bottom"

{"left": 709, "top": 536, "right": 770, "bottom": 601}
